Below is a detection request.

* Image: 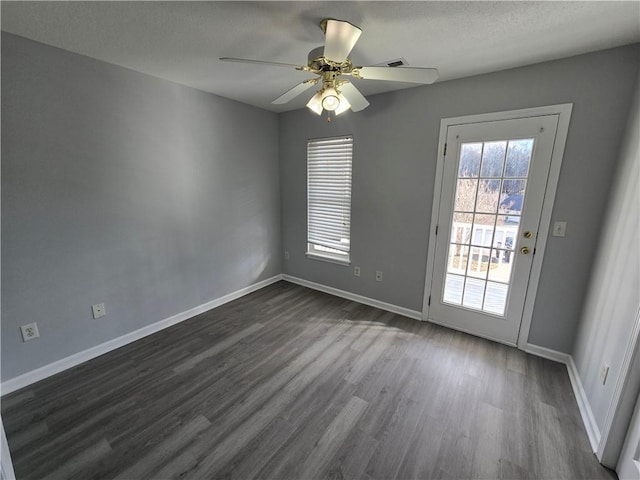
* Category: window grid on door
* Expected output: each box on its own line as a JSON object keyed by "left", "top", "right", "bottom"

{"left": 443, "top": 138, "right": 533, "bottom": 316}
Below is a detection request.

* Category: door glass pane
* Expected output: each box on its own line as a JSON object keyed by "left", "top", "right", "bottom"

{"left": 471, "top": 214, "right": 496, "bottom": 246}
{"left": 463, "top": 278, "right": 485, "bottom": 309}
{"left": 442, "top": 138, "right": 534, "bottom": 317}
{"left": 475, "top": 179, "right": 501, "bottom": 213}
{"left": 444, "top": 274, "right": 464, "bottom": 304}
{"left": 484, "top": 282, "right": 508, "bottom": 315}
{"left": 501, "top": 179, "right": 526, "bottom": 212}
{"left": 480, "top": 141, "right": 507, "bottom": 177}
{"left": 505, "top": 139, "right": 533, "bottom": 177}
{"left": 496, "top": 216, "right": 518, "bottom": 258}
{"left": 500, "top": 180, "right": 525, "bottom": 226}
{"left": 458, "top": 143, "right": 482, "bottom": 177}
{"left": 451, "top": 213, "right": 472, "bottom": 243}
{"left": 447, "top": 244, "right": 469, "bottom": 274}
{"left": 466, "top": 247, "right": 491, "bottom": 279}
{"left": 488, "top": 249, "right": 514, "bottom": 283}
{"left": 454, "top": 179, "right": 478, "bottom": 212}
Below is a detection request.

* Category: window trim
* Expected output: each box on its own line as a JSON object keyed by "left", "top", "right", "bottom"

{"left": 306, "top": 244, "right": 351, "bottom": 266}
{"left": 306, "top": 135, "right": 353, "bottom": 266}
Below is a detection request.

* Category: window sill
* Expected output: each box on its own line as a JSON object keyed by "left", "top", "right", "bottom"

{"left": 306, "top": 251, "right": 351, "bottom": 266}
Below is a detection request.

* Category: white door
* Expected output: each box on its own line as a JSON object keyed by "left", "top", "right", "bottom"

{"left": 428, "top": 114, "right": 559, "bottom": 345}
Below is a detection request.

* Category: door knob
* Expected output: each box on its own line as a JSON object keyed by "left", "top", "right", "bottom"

{"left": 521, "top": 246, "right": 530, "bottom": 255}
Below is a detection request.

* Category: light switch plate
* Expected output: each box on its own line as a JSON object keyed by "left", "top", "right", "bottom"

{"left": 552, "top": 221, "right": 567, "bottom": 237}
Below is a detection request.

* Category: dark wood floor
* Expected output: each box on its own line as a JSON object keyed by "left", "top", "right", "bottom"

{"left": 2, "top": 281, "right": 615, "bottom": 480}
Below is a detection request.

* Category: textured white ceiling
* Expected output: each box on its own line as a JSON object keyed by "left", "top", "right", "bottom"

{"left": 2, "top": 1, "right": 639, "bottom": 112}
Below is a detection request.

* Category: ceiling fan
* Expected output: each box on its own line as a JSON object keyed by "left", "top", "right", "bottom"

{"left": 220, "top": 18, "right": 438, "bottom": 118}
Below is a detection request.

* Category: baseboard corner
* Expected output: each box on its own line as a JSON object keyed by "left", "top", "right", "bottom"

{"left": 524, "top": 343, "right": 601, "bottom": 453}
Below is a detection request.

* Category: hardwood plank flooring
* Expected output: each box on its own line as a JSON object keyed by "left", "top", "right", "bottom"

{"left": 2, "top": 281, "right": 616, "bottom": 480}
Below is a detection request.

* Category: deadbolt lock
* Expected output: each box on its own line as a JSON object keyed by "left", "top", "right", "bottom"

{"left": 523, "top": 231, "right": 533, "bottom": 239}
{"left": 521, "top": 246, "right": 531, "bottom": 255}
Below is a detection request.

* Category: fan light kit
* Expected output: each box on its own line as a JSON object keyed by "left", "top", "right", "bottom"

{"left": 221, "top": 18, "right": 439, "bottom": 120}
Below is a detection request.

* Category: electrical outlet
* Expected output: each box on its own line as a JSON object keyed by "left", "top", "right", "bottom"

{"left": 284, "top": 251, "right": 290, "bottom": 260}
{"left": 20, "top": 323, "right": 40, "bottom": 342}
{"left": 376, "top": 271, "right": 383, "bottom": 282}
{"left": 600, "top": 364, "right": 610, "bottom": 385}
{"left": 92, "top": 303, "right": 106, "bottom": 319}
{"left": 354, "top": 266, "right": 360, "bottom": 277}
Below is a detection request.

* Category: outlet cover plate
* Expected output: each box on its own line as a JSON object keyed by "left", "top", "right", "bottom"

{"left": 376, "top": 271, "right": 383, "bottom": 282}
{"left": 354, "top": 266, "right": 361, "bottom": 277}
{"left": 92, "top": 303, "right": 106, "bottom": 319}
{"left": 20, "top": 323, "right": 40, "bottom": 342}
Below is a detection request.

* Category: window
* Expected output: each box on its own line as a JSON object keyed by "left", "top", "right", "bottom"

{"left": 307, "top": 136, "right": 353, "bottom": 265}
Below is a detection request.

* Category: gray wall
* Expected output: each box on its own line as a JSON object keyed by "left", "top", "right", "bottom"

{"left": 280, "top": 44, "right": 640, "bottom": 353}
{"left": 1, "top": 33, "right": 281, "bottom": 381}
{"left": 2, "top": 31, "right": 638, "bottom": 384}
{"left": 573, "top": 70, "right": 640, "bottom": 463}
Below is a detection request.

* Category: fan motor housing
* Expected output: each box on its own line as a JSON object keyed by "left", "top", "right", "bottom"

{"left": 307, "top": 46, "right": 351, "bottom": 73}
{"left": 307, "top": 46, "right": 325, "bottom": 69}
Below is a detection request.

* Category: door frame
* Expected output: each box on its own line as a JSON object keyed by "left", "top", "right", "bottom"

{"left": 1, "top": 416, "right": 17, "bottom": 480}
{"left": 422, "top": 104, "right": 573, "bottom": 349}
{"left": 602, "top": 306, "right": 640, "bottom": 467}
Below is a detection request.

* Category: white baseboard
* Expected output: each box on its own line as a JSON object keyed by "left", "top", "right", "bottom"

{"left": 1, "top": 274, "right": 283, "bottom": 395}
{"left": 566, "top": 356, "right": 601, "bottom": 453}
{"left": 282, "top": 275, "right": 422, "bottom": 321}
{"left": 1, "top": 276, "right": 603, "bottom": 459}
{"left": 525, "top": 343, "right": 601, "bottom": 453}
{"left": 524, "top": 343, "right": 572, "bottom": 364}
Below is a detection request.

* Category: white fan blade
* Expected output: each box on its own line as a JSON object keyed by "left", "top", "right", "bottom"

{"left": 339, "top": 83, "right": 369, "bottom": 112}
{"left": 220, "top": 57, "right": 304, "bottom": 69}
{"left": 357, "top": 66, "right": 439, "bottom": 84}
{"left": 323, "top": 19, "right": 362, "bottom": 63}
{"left": 272, "top": 79, "right": 318, "bottom": 104}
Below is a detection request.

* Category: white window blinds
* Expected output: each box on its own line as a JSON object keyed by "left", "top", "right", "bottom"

{"left": 307, "top": 136, "right": 353, "bottom": 257}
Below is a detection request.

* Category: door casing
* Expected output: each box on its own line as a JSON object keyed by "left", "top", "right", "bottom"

{"left": 422, "top": 104, "right": 573, "bottom": 349}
